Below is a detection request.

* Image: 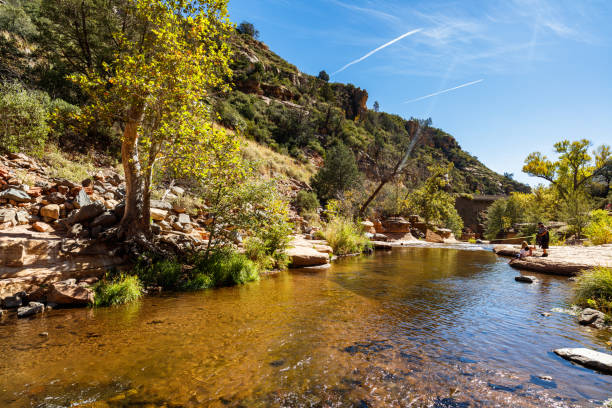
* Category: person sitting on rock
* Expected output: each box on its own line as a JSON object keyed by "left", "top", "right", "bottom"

{"left": 518, "top": 241, "right": 533, "bottom": 259}
{"left": 536, "top": 222, "right": 549, "bottom": 257}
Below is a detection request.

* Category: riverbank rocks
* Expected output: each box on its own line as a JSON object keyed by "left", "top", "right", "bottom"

{"left": 47, "top": 280, "right": 94, "bottom": 306}
{"left": 515, "top": 275, "right": 537, "bottom": 283}
{"left": 17, "top": 301, "right": 44, "bottom": 318}
{"left": 494, "top": 244, "right": 612, "bottom": 276}
{"left": 554, "top": 348, "right": 612, "bottom": 373}
{"left": 579, "top": 308, "right": 608, "bottom": 329}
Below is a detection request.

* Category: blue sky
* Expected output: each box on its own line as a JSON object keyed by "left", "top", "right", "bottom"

{"left": 227, "top": 0, "right": 612, "bottom": 186}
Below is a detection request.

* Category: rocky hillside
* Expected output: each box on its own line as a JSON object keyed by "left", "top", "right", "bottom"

{"left": 217, "top": 33, "right": 530, "bottom": 195}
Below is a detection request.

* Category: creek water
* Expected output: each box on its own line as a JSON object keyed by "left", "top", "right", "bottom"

{"left": 1, "top": 245, "right": 611, "bottom": 407}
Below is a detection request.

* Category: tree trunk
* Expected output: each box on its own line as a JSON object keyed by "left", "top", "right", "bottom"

{"left": 118, "top": 105, "right": 151, "bottom": 240}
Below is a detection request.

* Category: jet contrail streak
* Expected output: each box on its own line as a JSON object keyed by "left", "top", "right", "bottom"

{"left": 404, "top": 79, "right": 484, "bottom": 103}
{"left": 332, "top": 28, "right": 422, "bottom": 75}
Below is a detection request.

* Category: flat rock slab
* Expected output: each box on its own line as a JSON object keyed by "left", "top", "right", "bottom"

{"left": 494, "top": 245, "right": 612, "bottom": 276}
{"left": 554, "top": 348, "right": 612, "bottom": 374}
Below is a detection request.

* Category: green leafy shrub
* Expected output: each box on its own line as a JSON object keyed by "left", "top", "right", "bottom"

{"left": 0, "top": 82, "right": 50, "bottom": 154}
{"left": 244, "top": 236, "right": 275, "bottom": 271}
{"left": 322, "top": 217, "right": 370, "bottom": 255}
{"left": 193, "top": 249, "right": 259, "bottom": 287}
{"left": 574, "top": 267, "right": 612, "bottom": 315}
{"left": 584, "top": 209, "right": 612, "bottom": 245}
{"left": 94, "top": 275, "right": 143, "bottom": 307}
{"left": 293, "top": 190, "right": 320, "bottom": 215}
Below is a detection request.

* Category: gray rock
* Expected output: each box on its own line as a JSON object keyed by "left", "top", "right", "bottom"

{"left": 0, "top": 188, "right": 30, "bottom": 202}
{"left": 579, "top": 308, "right": 607, "bottom": 329}
{"left": 515, "top": 275, "right": 537, "bottom": 283}
{"left": 35, "top": 180, "right": 52, "bottom": 189}
{"left": 554, "top": 348, "right": 612, "bottom": 373}
{"left": 177, "top": 213, "right": 190, "bottom": 224}
{"left": 171, "top": 186, "right": 185, "bottom": 195}
{"left": 17, "top": 302, "right": 44, "bottom": 318}
{"left": 67, "top": 201, "right": 105, "bottom": 224}
{"left": 68, "top": 223, "right": 84, "bottom": 238}
{"left": 15, "top": 210, "right": 30, "bottom": 224}
{"left": 90, "top": 212, "right": 118, "bottom": 228}
{"left": 1, "top": 294, "right": 23, "bottom": 309}
{"left": 0, "top": 209, "right": 17, "bottom": 224}
{"left": 73, "top": 189, "right": 92, "bottom": 209}
{"left": 150, "top": 200, "right": 173, "bottom": 210}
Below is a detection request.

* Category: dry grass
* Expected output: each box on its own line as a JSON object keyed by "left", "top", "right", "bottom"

{"left": 43, "top": 144, "right": 98, "bottom": 183}
{"left": 241, "top": 138, "right": 315, "bottom": 183}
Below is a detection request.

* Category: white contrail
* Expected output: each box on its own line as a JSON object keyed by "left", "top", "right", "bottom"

{"left": 405, "top": 79, "right": 484, "bottom": 103}
{"left": 332, "top": 28, "right": 422, "bottom": 75}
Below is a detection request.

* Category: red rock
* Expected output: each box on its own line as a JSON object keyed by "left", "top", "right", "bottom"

{"left": 47, "top": 281, "right": 94, "bottom": 306}
{"left": 32, "top": 221, "right": 53, "bottom": 232}
{"left": 27, "top": 187, "right": 42, "bottom": 197}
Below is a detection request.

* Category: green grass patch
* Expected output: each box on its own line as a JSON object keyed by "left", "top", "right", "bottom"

{"left": 322, "top": 217, "right": 370, "bottom": 255}
{"left": 135, "top": 249, "right": 260, "bottom": 291}
{"left": 93, "top": 275, "right": 143, "bottom": 307}
{"left": 574, "top": 267, "right": 612, "bottom": 315}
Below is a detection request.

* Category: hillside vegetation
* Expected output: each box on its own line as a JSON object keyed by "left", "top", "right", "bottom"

{"left": 217, "top": 33, "right": 530, "bottom": 196}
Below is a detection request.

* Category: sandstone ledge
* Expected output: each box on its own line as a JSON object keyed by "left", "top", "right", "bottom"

{"left": 494, "top": 244, "right": 612, "bottom": 276}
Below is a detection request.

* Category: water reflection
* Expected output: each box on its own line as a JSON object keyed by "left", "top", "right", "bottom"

{"left": 0, "top": 247, "right": 610, "bottom": 407}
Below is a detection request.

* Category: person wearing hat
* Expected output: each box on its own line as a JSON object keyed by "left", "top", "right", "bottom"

{"left": 536, "top": 222, "right": 549, "bottom": 257}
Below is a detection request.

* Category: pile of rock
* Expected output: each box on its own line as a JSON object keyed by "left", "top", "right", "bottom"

{"left": 363, "top": 215, "right": 456, "bottom": 243}
{"left": 0, "top": 153, "right": 219, "bottom": 246}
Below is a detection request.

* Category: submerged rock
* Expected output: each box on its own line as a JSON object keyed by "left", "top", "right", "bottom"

{"left": 17, "top": 302, "right": 44, "bottom": 318}
{"left": 554, "top": 348, "right": 612, "bottom": 373}
{"left": 515, "top": 275, "right": 537, "bottom": 283}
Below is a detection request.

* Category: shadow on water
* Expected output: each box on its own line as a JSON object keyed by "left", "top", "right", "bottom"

{"left": 0, "top": 247, "right": 611, "bottom": 407}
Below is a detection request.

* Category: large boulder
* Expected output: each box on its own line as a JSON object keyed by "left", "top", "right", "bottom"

{"left": 47, "top": 280, "right": 94, "bottom": 306}
{"left": 425, "top": 229, "right": 444, "bottom": 243}
{"left": 0, "top": 209, "right": 17, "bottom": 224}
{"left": 287, "top": 246, "right": 329, "bottom": 268}
{"left": 381, "top": 217, "right": 411, "bottom": 233}
{"left": 554, "top": 348, "right": 612, "bottom": 373}
{"left": 0, "top": 188, "right": 30, "bottom": 202}
{"left": 67, "top": 201, "right": 105, "bottom": 224}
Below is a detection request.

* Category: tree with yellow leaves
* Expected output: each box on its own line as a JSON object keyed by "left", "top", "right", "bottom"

{"left": 71, "top": 0, "right": 235, "bottom": 240}
{"left": 523, "top": 139, "right": 611, "bottom": 201}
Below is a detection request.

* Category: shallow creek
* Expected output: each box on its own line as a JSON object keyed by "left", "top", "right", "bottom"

{"left": 1, "top": 246, "right": 611, "bottom": 407}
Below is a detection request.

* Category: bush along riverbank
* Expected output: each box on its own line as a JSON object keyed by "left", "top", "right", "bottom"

{"left": 573, "top": 267, "right": 612, "bottom": 330}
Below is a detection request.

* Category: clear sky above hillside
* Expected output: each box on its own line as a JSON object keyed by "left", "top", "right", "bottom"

{"left": 227, "top": 0, "right": 612, "bottom": 186}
